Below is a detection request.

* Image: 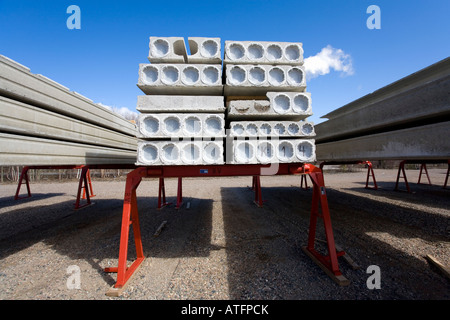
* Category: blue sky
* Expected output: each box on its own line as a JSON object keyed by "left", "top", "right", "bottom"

{"left": 1, "top": 0, "right": 449, "bottom": 124}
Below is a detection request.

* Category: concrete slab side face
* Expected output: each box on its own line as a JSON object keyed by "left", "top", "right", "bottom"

{"left": 137, "top": 140, "right": 224, "bottom": 165}
{"left": 224, "top": 41, "right": 304, "bottom": 65}
{"left": 148, "top": 37, "right": 188, "bottom": 63}
{"left": 137, "top": 113, "right": 225, "bottom": 138}
{"left": 0, "top": 55, "right": 137, "bottom": 135}
{"left": 227, "top": 139, "right": 316, "bottom": 164}
{"left": 136, "top": 95, "right": 225, "bottom": 113}
{"left": 0, "top": 132, "right": 136, "bottom": 166}
{"left": 187, "top": 37, "right": 222, "bottom": 64}
{"left": 0, "top": 96, "right": 137, "bottom": 150}
{"left": 224, "top": 64, "right": 306, "bottom": 96}
{"left": 229, "top": 120, "right": 315, "bottom": 138}
{"left": 315, "top": 121, "right": 450, "bottom": 161}
{"left": 137, "top": 63, "right": 223, "bottom": 95}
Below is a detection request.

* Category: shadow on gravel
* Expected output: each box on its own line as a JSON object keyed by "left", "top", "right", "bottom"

{"left": 0, "top": 191, "right": 214, "bottom": 287}
{"left": 0, "top": 193, "right": 65, "bottom": 209}
{"left": 220, "top": 184, "right": 450, "bottom": 300}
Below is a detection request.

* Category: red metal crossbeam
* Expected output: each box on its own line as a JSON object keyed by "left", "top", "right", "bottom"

{"left": 105, "top": 163, "right": 349, "bottom": 296}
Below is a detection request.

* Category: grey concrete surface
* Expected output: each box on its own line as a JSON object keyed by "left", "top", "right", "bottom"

{"left": 316, "top": 121, "right": 450, "bottom": 161}
{"left": 229, "top": 120, "right": 315, "bottom": 138}
{"left": 0, "top": 96, "right": 137, "bottom": 151}
{"left": 224, "top": 40, "right": 303, "bottom": 65}
{"left": 0, "top": 55, "right": 137, "bottom": 136}
{"left": 0, "top": 132, "right": 136, "bottom": 166}
{"left": 136, "top": 95, "right": 225, "bottom": 113}
{"left": 137, "top": 63, "right": 223, "bottom": 95}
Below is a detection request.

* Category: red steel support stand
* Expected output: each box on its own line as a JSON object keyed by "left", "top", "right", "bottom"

{"left": 300, "top": 174, "right": 310, "bottom": 190}
{"left": 417, "top": 163, "right": 432, "bottom": 185}
{"left": 14, "top": 165, "right": 95, "bottom": 209}
{"left": 157, "top": 178, "right": 170, "bottom": 209}
{"left": 105, "top": 164, "right": 349, "bottom": 296}
{"left": 320, "top": 161, "right": 378, "bottom": 190}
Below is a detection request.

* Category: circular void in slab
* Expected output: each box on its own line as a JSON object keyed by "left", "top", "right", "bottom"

{"left": 182, "top": 143, "right": 201, "bottom": 163}
{"left": 246, "top": 123, "right": 258, "bottom": 136}
{"left": 288, "top": 123, "right": 300, "bottom": 135}
{"left": 267, "top": 44, "right": 282, "bottom": 61}
{"left": 247, "top": 43, "right": 264, "bottom": 60}
{"left": 201, "top": 40, "right": 219, "bottom": 58}
{"left": 285, "top": 44, "right": 301, "bottom": 61}
{"left": 203, "top": 142, "right": 222, "bottom": 164}
{"left": 259, "top": 123, "right": 272, "bottom": 135}
{"left": 277, "top": 141, "right": 294, "bottom": 161}
{"left": 142, "top": 116, "right": 160, "bottom": 136}
{"left": 228, "top": 43, "right": 245, "bottom": 60}
{"left": 257, "top": 141, "right": 274, "bottom": 163}
{"left": 163, "top": 116, "right": 181, "bottom": 135}
{"left": 273, "top": 123, "right": 286, "bottom": 135}
{"left": 142, "top": 66, "right": 159, "bottom": 84}
{"left": 236, "top": 142, "right": 255, "bottom": 163}
{"left": 248, "top": 66, "right": 266, "bottom": 85}
{"left": 184, "top": 116, "right": 202, "bottom": 135}
{"left": 205, "top": 116, "right": 222, "bottom": 135}
{"left": 287, "top": 67, "right": 304, "bottom": 86}
{"left": 268, "top": 67, "right": 285, "bottom": 86}
{"left": 273, "top": 94, "right": 290, "bottom": 114}
{"left": 141, "top": 144, "right": 158, "bottom": 164}
{"left": 293, "top": 94, "right": 310, "bottom": 113}
{"left": 297, "top": 141, "right": 314, "bottom": 161}
{"left": 161, "top": 66, "right": 179, "bottom": 85}
{"left": 181, "top": 66, "right": 200, "bottom": 85}
{"left": 202, "top": 66, "right": 219, "bottom": 85}
{"left": 161, "top": 143, "right": 180, "bottom": 163}
{"left": 231, "top": 123, "right": 245, "bottom": 136}
{"left": 151, "top": 39, "right": 169, "bottom": 57}
{"left": 229, "top": 66, "right": 246, "bottom": 85}
{"left": 302, "top": 123, "right": 314, "bottom": 135}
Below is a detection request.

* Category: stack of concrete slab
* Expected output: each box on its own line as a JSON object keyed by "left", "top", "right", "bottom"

{"left": 136, "top": 37, "right": 226, "bottom": 166}
{"left": 223, "top": 40, "right": 316, "bottom": 164}
{"left": 0, "top": 55, "right": 137, "bottom": 166}
{"left": 315, "top": 57, "right": 450, "bottom": 161}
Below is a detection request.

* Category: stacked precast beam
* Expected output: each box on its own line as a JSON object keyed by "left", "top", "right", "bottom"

{"left": 0, "top": 55, "right": 137, "bottom": 166}
{"left": 136, "top": 37, "right": 225, "bottom": 166}
{"left": 315, "top": 57, "right": 450, "bottom": 161}
{"left": 223, "top": 40, "right": 316, "bottom": 164}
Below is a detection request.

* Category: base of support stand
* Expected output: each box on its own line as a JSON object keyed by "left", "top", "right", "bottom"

{"left": 105, "top": 259, "right": 145, "bottom": 297}
{"left": 302, "top": 247, "right": 350, "bottom": 286}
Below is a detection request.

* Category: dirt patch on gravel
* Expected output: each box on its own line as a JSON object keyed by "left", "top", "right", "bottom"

{"left": 0, "top": 168, "right": 448, "bottom": 300}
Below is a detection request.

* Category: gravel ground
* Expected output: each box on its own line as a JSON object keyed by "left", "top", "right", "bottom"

{"left": 0, "top": 168, "right": 449, "bottom": 301}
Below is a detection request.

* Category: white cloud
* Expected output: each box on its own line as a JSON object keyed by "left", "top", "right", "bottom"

{"left": 304, "top": 45, "right": 354, "bottom": 80}
{"left": 98, "top": 103, "right": 138, "bottom": 121}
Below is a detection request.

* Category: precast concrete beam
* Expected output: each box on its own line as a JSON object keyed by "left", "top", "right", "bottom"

{"left": 316, "top": 121, "right": 450, "bottom": 161}
{"left": 187, "top": 37, "right": 222, "bottom": 64}
{"left": 0, "top": 96, "right": 137, "bottom": 150}
{"left": 226, "top": 138, "right": 316, "bottom": 164}
{"left": 136, "top": 140, "right": 224, "bottom": 165}
{"left": 148, "top": 37, "right": 188, "bottom": 63}
{"left": 224, "top": 41, "right": 303, "bottom": 65}
{"left": 136, "top": 95, "right": 225, "bottom": 113}
{"left": 227, "top": 92, "right": 312, "bottom": 120}
{"left": 0, "top": 133, "right": 136, "bottom": 166}
{"left": 137, "top": 113, "right": 225, "bottom": 138}
{"left": 224, "top": 64, "right": 306, "bottom": 96}
{"left": 137, "top": 63, "right": 223, "bottom": 95}
{"left": 229, "top": 120, "right": 315, "bottom": 138}
{"left": 315, "top": 73, "right": 450, "bottom": 143}
{"left": 0, "top": 55, "right": 137, "bottom": 136}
